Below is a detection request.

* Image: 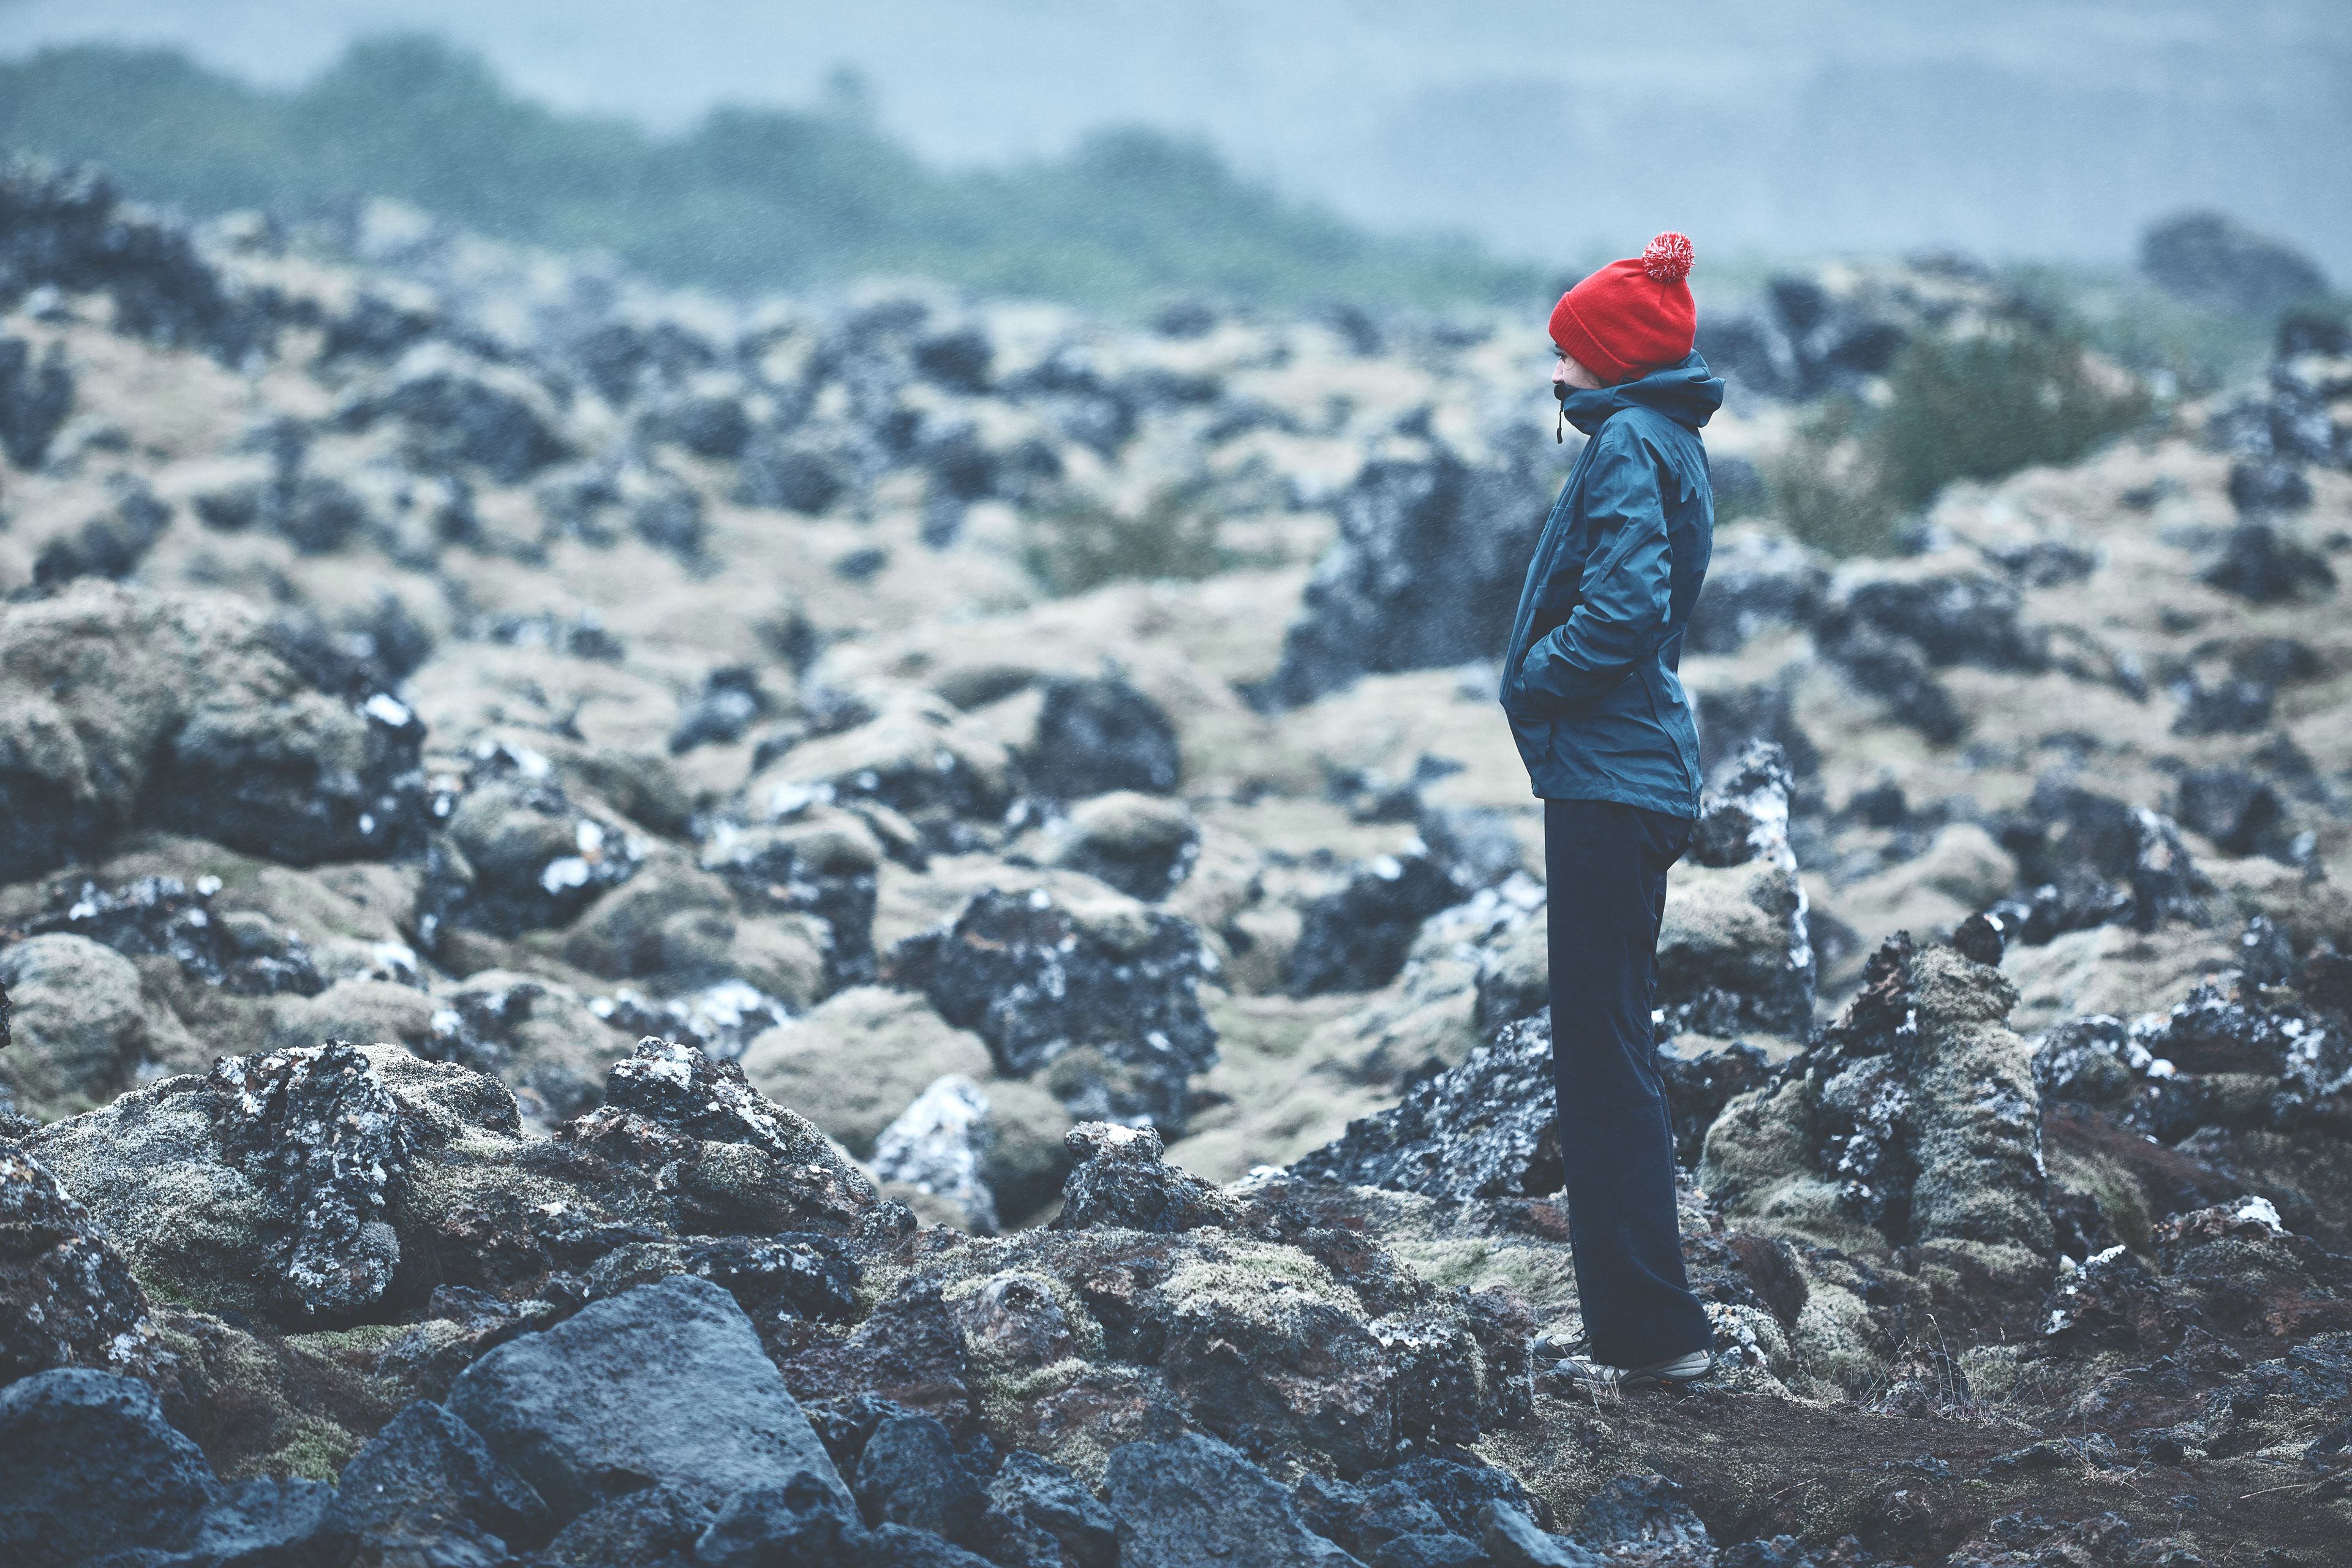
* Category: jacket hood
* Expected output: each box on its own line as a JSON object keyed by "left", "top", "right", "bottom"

{"left": 1560, "top": 352, "right": 1724, "bottom": 435}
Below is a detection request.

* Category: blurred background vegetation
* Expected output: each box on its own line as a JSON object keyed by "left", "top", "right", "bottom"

{"left": 1, "top": 30, "right": 2333, "bottom": 568}
{"left": 1773, "top": 318, "right": 2160, "bottom": 557}
{"left": 0, "top": 37, "right": 1542, "bottom": 312}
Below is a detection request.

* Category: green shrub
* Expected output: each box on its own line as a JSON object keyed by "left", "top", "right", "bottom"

{"left": 1019, "top": 488, "right": 1226, "bottom": 597}
{"left": 1771, "top": 321, "right": 2150, "bottom": 557}
{"left": 1870, "top": 325, "right": 2151, "bottom": 510}
{"left": 1771, "top": 398, "right": 1904, "bottom": 558}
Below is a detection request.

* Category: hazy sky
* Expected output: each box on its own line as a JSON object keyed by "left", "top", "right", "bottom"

{"left": 4, "top": 1, "right": 2345, "bottom": 268}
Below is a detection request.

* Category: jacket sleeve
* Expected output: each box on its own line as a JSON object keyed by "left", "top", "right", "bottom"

{"left": 1515, "top": 426, "right": 1670, "bottom": 714}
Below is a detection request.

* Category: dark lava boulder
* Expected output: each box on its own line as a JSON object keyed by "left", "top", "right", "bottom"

{"left": 420, "top": 744, "right": 645, "bottom": 944}
{"left": 1284, "top": 851, "right": 1468, "bottom": 998}
{"left": 554, "top": 1036, "right": 882, "bottom": 1238}
{"left": 893, "top": 885, "right": 1219, "bottom": 1131}
{"left": 0, "top": 157, "right": 273, "bottom": 358}
{"left": 642, "top": 391, "right": 754, "bottom": 459}
{"left": 1027, "top": 671, "right": 1183, "bottom": 798}
{"left": 535, "top": 1483, "right": 715, "bottom": 1567}
{"left": 0, "top": 1139, "right": 178, "bottom": 1389}
{"left": 2200, "top": 521, "right": 2336, "bottom": 604}
{"left": 181, "top": 1476, "right": 345, "bottom": 1567}
{"left": 738, "top": 431, "right": 853, "bottom": 513}
{"left": 0, "top": 1368, "right": 217, "bottom": 1568}
{"left": 1051, "top": 791, "right": 1200, "bottom": 902}
{"left": 1052, "top": 1121, "right": 1240, "bottom": 1234}
{"left": 694, "top": 1472, "right": 870, "bottom": 1567}
{"left": 21, "top": 1036, "right": 874, "bottom": 1333}
{"left": 1291, "top": 1012, "right": 1562, "bottom": 1201}
{"left": 447, "top": 1273, "right": 851, "bottom": 1527}
{"left": 1992, "top": 782, "right": 2211, "bottom": 945}
{"left": 750, "top": 692, "right": 1013, "bottom": 853}
{"left": 2139, "top": 211, "right": 2331, "bottom": 317}
{"left": 25, "top": 873, "right": 324, "bottom": 998}
{"left": 1257, "top": 451, "right": 1550, "bottom": 709}
{"left": 1694, "top": 679, "right": 1821, "bottom": 789}
{"left": 0, "top": 582, "right": 430, "bottom": 883}
{"left": 854, "top": 1411, "right": 985, "bottom": 1540}
{"left": 1298, "top": 1455, "right": 1561, "bottom": 1564}
{"left": 0, "top": 333, "right": 73, "bottom": 469}
{"left": 1815, "top": 621, "right": 1966, "bottom": 744}
{"left": 356, "top": 349, "right": 573, "bottom": 482}
{"left": 1106, "top": 1431, "right": 1362, "bottom": 1567}
{"left": 2172, "top": 767, "right": 2287, "bottom": 856}
{"left": 30, "top": 478, "right": 175, "bottom": 589}
{"left": 196, "top": 1042, "right": 412, "bottom": 1328}
{"left": 670, "top": 665, "right": 772, "bottom": 754}
{"left": 1822, "top": 568, "right": 2047, "bottom": 674}
{"left": 1693, "top": 273, "right": 1909, "bottom": 402}
{"left": 324, "top": 1396, "right": 552, "bottom": 1557}
{"left": 982, "top": 1449, "right": 1119, "bottom": 1567}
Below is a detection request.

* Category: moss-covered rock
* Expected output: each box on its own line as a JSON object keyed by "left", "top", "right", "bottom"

{"left": 1701, "top": 933, "right": 2052, "bottom": 1299}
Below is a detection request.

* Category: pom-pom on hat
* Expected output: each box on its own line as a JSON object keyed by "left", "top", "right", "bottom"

{"left": 1548, "top": 231, "right": 1698, "bottom": 382}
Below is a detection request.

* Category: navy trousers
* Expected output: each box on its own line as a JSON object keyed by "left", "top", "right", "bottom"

{"left": 1544, "top": 797, "right": 1714, "bottom": 1366}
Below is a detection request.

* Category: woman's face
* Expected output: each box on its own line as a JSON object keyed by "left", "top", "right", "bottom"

{"left": 1551, "top": 345, "right": 1605, "bottom": 393}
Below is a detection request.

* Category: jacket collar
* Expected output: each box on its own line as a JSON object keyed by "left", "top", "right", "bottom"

{"left": 1559, "top": 352, "right": 1725, "bottom": 435}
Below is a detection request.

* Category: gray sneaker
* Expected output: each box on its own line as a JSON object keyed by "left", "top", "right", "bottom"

{"left": 1543, "top": 1348, "right": 1713, "bottom": 1396}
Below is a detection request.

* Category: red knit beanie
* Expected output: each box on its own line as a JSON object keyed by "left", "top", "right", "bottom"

{"left": 1548, "top": 232, "right": 1697, "bottom": 382}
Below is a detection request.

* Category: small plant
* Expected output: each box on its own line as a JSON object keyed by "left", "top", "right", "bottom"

{"left": 1019, "top": 485, "right": 1226, "bottom": 597}
{"left": 1771, "top": 320, "right": 2151, "bottom": 557}
{"left": 1771, "top": 397, "right": 1902, "bottom": 558}
{"left": 1871, "top": 324, "right": 2151, "bottom": 510}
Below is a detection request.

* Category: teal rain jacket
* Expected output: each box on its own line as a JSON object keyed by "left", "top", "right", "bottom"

{"left": 1498, "top": 353, "right": 1724, "bottom": 818}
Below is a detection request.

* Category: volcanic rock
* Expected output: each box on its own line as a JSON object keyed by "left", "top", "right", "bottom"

{"left": 983, "top": 1448, "right": 1120, "bottom": 1568}
{"left": 30, "top": 477, "right": 175, "bottom": 587}
{"left": 1291, "top": 1013, "right": 1562, "bottom": 1200}
{"left": 1992, "top": 782, "right": 2212, "bottom": 944}
{"left": 893, "top": 885, "right": 1218, "bottom": 1130}
{"left": 0, "top": 1139, "right": 176, "bottom": 1388}
{"left": 1027, "top": 671, "right": 1184, "bottom": 798}
{"left": 447, "top": 1273, "right": 850, "bottom": 1525}
{"left": 354, "top": 346, "right": 572, "bottom": 481}
{"left": 1285, "top": 851, "right": 1469, "bottom": 997}
{"left": 535, "top": 1483, "right": 714, "bottom": 1567}
{"left": 1052, "top": 790, "right": 1201, "bottom": 902}
{"left": 1257, "top": 452, "right": 1551, "bottom": 708}
{"left": 1106, "top": 1431, "right": 1362, "bottom": 1567}
{"left": 1662, "top": 742, "right": 1815, "bottom": 1037}
{"left": 0, "top": 1368, "right": 217, "bottom": 1568}
{"left": 1052, "top": 1121, "right": 1240, "bottom": 1234}
{"left": 1, "top": 584, "right": 432, "bottom": 881}
{"left": 872, "top": 1075, "right": 1001, "bottom": 1233}
{"left": 0, "top": 157, "right": 273, "bottom": 358}
{"left": 1702, "top": 935, "right": 2052, "bottom": 1283}
{"left": 0, "top": 333, "right": 73, "bottom": 469}
{"left": 701, "top": 808, "right": 883, "bottom": 987}
{"left": 182, "top": 1476, "right": 346, "bottom": 1567}
{"left": 1687, "top": 531, "right": 1829, "bottom": 654}
{"left": 0, "top": 932, "right": 178, "bottom": 1121}
{"left": 2200, "top": 521, "right": 2337, "bottom": 603}
{"left": 854, "top": 1411, "right": 985, "bottom": 1540}
{"left": 2139, "top": 211, "right": 2331, "bottom": 316}
{"left": 324, "top": 1396, "right": 552, "bottom": 1555}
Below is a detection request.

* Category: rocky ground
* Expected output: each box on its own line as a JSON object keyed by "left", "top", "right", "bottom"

{"left": 4, "top": 158, "right": 2352, "bottom": 1566}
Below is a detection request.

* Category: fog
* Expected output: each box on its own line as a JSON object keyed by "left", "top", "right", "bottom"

{"left": 1, "top": 0, "right": 2346, "bottom": 270}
